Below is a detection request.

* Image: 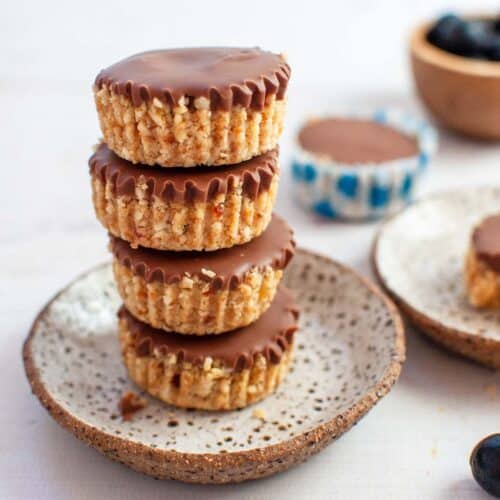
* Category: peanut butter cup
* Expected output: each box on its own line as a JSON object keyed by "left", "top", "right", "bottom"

{"left": 118, "top": 286, "right": 299, "bottom": 410}
{"left": 298, "top": 118, "right": 419, "bottom": 164}
{"left": 94, "top": 47, "right": 290, "bottom": 167}
{"left": 110, "top": 215, "right": 295, "bottom": 335}
{"left": 472, "top": 215, "right": 500, "bottom": 272}
{"left": 465, "top": 214, "right": 500, "bottom": 308}
{"left": 90, "top": 143, "right": 280, "bottom": 251}
{"left": 87, "top": 45, "right": 298, "bottom": 413}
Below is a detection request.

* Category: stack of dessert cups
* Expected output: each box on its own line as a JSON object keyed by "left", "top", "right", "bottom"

{"left": 89, "top": 47, "right": 299, "bottom": 410}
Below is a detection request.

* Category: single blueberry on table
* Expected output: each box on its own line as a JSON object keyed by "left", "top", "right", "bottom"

{"left": 470, "top": 433, "right": 500, "bottom": 498}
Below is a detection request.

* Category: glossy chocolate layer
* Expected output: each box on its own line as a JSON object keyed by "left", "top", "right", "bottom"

{"left": 298, "top": 118, "right": 419, "bottom": 164}
{"left": 119, "top": 286, "right": 299, "bottom": 370}
{"left": 110, "top": 215, "right": 295, "bottom": 290}
{"left": 473, "top": 214, "right": 500, "bottom": 272}
{"left": 95, "top": 47, "right": 290, "bottom": 111}
{"left": 90, "top": 143, "right": 279, "bottom": 202}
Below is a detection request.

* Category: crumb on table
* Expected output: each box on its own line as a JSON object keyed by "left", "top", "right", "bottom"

{"left": 119, "top": 391, "right": 147, "bottom": 421}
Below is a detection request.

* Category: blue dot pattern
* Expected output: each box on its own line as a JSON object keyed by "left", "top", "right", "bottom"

{"left": 303, "top": 164, "right": 317, "bottom": 183}
{"left": 313, "top": 200, "right": 337, "bottom": 218}
{"left": 337, "top": 174, "right": 358, "bottom": 198}
{"left": 373, "top": 109, "right": 387, "bottom": 124}
{"left": 400, "top": 173, "right": 413, "bottom": 199}
{"left": 291, "top": 162, "right": 318, "bottom": 183}
{"left": 369, "top": 184, "right": 391, "bottom": 208}
{"left": 291, "top": 161, "right": 303, "bottom": 181}
{"left": 419, "top": 152, "right": 429, "bottom": 170}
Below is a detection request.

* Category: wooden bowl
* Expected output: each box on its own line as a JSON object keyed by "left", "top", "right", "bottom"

{"left": 410, "top": 20, "right": 500, "bottom": 140}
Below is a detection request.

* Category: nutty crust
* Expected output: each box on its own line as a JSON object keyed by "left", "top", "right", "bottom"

{"left": 23, "top": 255, "right": 405, "bottom": 483}
{"left": 118, "top": 314, "right": 294, "bottom": 410}
{"left": 109, "top": 213, "right": 295, "bottom": 334}
{"left": 465, "top": 247, "right": 500, "bottom": 309}
{"left": 94, "top": 87, "right": 287, "bottom": 167}
{"left": 113, "top": 260, "right": 284, "bottom": 335}
{"left": 90, "top": 160, "right": 279, "bottom": 251}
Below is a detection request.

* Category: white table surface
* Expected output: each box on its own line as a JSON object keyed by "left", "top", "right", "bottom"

{"left": 3, "top": 0, "right": 500, "bottom": 498}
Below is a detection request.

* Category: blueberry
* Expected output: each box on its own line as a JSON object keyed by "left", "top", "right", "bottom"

{"left": 488, "top": 46, "right": 500, "bottom": 61}
{"left": 467, "top": 21, "right": 500, "bottom": 55}
{"left": 477, "top": 32, "right": 500, "bottom": 60}
{"left": 427, "top": 14, "right": 500, "bottom": 60}
{"left": 470, "top": 434, "right": 500, "bottom": 497}
{"left": 427, "top": 14, "right": 463, "bottom": 49}
{"left": 459, "top": 22, "right": 486, "bottom": 54}
{"left": 493, "top": 17, "right": 500, "bottom": 33}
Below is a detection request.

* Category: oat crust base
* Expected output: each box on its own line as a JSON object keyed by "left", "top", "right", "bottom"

{"left": 465, "top": 248, "right": 500, "bottom": 309}
{"left": 94, "top": 86, "right": 286, "bottom": 168}
{"left": 91, "top": 171, "right": 278, "bottom": 251}
{"left": 113, "top": 261, "right": 282, "bottom": 335}
{"left": 118, "top": 316, "right": 293, "bottom": 410}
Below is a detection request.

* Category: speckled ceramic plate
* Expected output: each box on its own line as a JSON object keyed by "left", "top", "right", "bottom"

{"left": 23, "top": 249, "right": 404, "bottom": 484}
{"left": 373, "top": 187, "right": 500, "bottom": 369}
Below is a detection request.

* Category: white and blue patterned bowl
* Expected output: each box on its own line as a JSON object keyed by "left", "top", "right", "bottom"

{"left": 291, "top": 109, "right": 438, "bottom": 220}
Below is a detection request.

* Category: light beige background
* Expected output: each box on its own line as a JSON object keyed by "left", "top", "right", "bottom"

{"left": 2, "top": 0, "right": 500, "bottom": 498}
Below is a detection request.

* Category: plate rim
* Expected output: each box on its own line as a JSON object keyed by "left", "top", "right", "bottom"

{"left": 23, "top": 248, "right": 405, "bottom": 483}
{"left": 371, "top": 187, "right": 500, "bottom": 369}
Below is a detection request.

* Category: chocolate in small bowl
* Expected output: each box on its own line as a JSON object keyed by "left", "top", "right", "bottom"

{"left": 291, "top": 110, "right": 437, "bottom": 220}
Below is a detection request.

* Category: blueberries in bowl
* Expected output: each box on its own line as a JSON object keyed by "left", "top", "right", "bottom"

{"left": 428, "top": 13, "right": 500, "bottom": 61}
{"left": 470, "top": 434, "right": 500, "bottom": 497}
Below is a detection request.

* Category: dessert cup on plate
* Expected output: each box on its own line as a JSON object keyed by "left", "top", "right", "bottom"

{"left": 373, "top": 187, "right": 500, "bottom": 368}
{"left": 465, "top": 214, "right": 500, "bottom": 308}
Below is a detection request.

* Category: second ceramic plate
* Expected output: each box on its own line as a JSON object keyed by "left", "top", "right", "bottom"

{"left": 373, "top": 187, "right": 500, "bottom": 368}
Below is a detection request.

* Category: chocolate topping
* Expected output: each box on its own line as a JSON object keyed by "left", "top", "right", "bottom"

{"left": 89, "top": 143, "right": 279, "bottom": 202}
{"left": 472, "top": 214, "right": 500, "bottom": 272}
{"left": 95, "top": 47, "right": 290, "bottom": 111}
{"left": 298, "top": 118, "right": 419, "bottom": 164}
{"left": 110, "top": 215, "right": 295, "bottom": 290}
{"left": 119, "top": 286, "right": 299, "bottom": 370}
